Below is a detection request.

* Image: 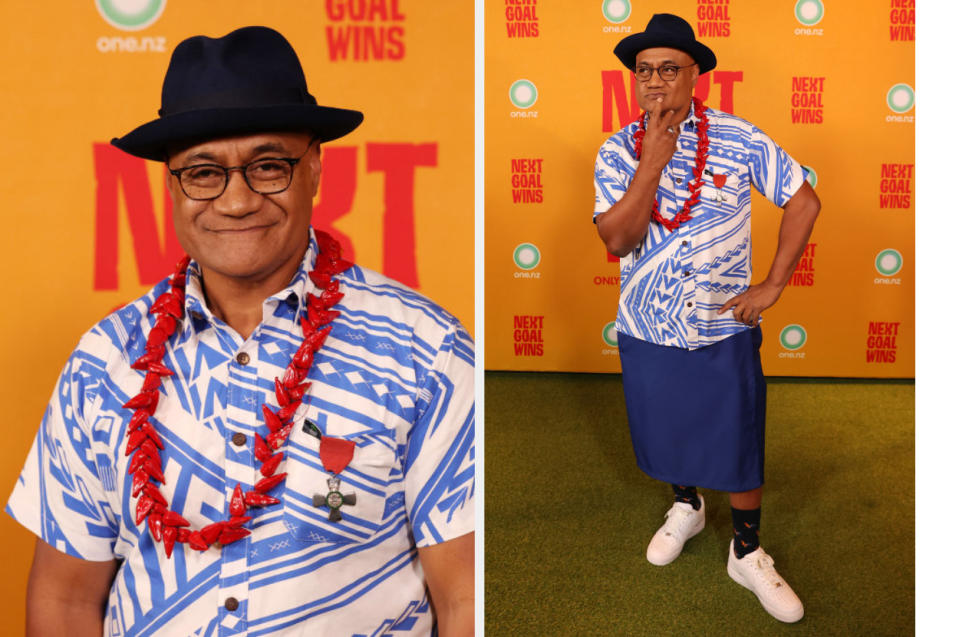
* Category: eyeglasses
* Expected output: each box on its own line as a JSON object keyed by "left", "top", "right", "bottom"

{"left": 634, "top": 63, "right": 697, "bottom": 82}
{"left": 168, "top": 142, "right": 315, "bottom": 201}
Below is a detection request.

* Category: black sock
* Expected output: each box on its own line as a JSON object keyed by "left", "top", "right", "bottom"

{"left": 670, "top": 484, "right": 700, "bottom": 510}
{"left": 731, "top": 506, "right": 761, "bottom": 558}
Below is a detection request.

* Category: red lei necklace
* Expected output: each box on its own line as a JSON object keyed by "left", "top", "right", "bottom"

{"left": 122, "top": 230, "right": 352, "bottom": 558}
{"left": 632, "top": 97, "right": 710, "bottom": 232}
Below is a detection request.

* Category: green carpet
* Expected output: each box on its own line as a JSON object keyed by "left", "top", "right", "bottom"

{"left": 485, "top": 373, "right": 914, "bottom": 636}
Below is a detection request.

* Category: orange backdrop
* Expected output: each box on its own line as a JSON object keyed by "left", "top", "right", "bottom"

{"left": 0, "top": 0, "right": 473, "bottom": 631}
{"left": 486, "top": 0, "right": 914, "bottom": 377}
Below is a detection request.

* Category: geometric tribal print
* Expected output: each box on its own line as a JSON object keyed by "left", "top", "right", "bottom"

{"left": 594, "top": 100, "right": 806, "bottom": 349}
{"left": 7, "top": 230, "right": 474, "bottom": 636}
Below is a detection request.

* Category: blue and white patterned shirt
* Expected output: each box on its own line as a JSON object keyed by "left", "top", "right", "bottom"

{"left": 594, "top": 102, "right": 806, "bottom": 350}
{"left": 7, "top": 230, "right": 474, "bottom": 636}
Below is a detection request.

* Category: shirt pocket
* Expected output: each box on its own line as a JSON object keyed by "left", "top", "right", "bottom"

{"left": 280, "top": 419, "right": 401, "bottom": 545}
{"left": 701, "top": 168, "right": 740, "bottom": 208}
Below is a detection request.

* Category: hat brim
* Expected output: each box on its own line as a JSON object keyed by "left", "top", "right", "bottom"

{"left": 111, "top": 104, "right": 364, "bottom": 161}
{"left": 613, "top": 34, "right": 716, "bottom": 74}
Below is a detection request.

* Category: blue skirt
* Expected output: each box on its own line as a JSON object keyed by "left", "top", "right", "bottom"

{"left": 618, "top": 328, "right": 766, "bottom": 492}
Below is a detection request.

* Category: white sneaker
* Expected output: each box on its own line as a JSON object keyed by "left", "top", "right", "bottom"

{"left": 645, "top": 494, "right": 705, "bottom": 565}
{"left": 726, "top": 540, "right": 804, "bottom": 623}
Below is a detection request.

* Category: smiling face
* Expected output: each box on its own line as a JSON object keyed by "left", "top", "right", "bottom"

{"left": 165, "top": 131, "right": 321, "bottom": 287}
{"left": 633, "top": 47, "right": 699, "bottom": 119}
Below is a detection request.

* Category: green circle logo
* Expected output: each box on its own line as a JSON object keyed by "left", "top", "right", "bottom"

{"left": 513, "top": 243, "right": 541, "bottom": 270}
{"left": 779, "top": 324, "right": 807, "bottom": 351}
{"left": 886, "top": 84, "right": 915, "bottom": 114}
{"left": 602, "top": 0, "right": 631, "bottom": 24}
{"left": 602, "top": 322, "right": 618, "bottom": 347}
{"left": 509, "top": 80, "right": 538, "bottom": 109}
{"left": 96, "top": 0, "right": 166, "bottom": 31}
{"left": 794, "top": 0, "right": 824, "bottom": 26}
{"left": 875, "top": 249, "right": 903, "bottom": 276}
{"left": 802, "top": 165, "right": 818, "bottom": 189}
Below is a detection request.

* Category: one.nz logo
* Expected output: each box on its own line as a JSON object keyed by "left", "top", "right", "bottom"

{"left": 96, "top": 0, "right": 166, "bottom": 31}
{"left": 779, "top": 324, "right": 807, "bottom": 351}
{"left": 875, "top": 249, "right": 903, "bottom": 276}
{"left": 886, "top": 84, "right": 914, "bottom": 114}
{"left": 794, "top": 0, "right": 824, "bottom": 26}
{"left": 602, "top": 0, "right": 631, "bottom": 24}
{"left": 513, "top": 243, "right": 541, "bottom": 270}
{"left": 602, "top": 322, "right": 618, "bottom": 347}
{"left": 509, "top": 80, "right": 538, "bottom": 109}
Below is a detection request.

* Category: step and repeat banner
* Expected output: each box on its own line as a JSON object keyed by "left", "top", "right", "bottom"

{"left": 486, "top": 0, "right": 914, "bottom": 377}
{"left": 0, "top": 0, "right": 471, "bottom": 631}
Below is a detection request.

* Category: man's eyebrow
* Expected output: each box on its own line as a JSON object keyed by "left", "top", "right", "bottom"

{"left": 182, "top": 142, "right": 291, "bottom": 164}
{"left": 183, "top": 150, "right": 219, "bottom": 164}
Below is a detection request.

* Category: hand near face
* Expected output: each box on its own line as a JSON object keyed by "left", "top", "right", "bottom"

{"left": 638, "top": 98, "right": 681, "bottom": 172}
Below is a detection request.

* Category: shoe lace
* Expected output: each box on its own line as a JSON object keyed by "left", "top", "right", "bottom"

{"left": 662, "top": 503, "right": 697, "bottom": 536}
{"left": 751, "top": 552, "right": 785, "bottom": 589}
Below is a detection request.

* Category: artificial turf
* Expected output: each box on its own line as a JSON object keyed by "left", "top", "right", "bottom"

{"left": 484, "top": 372, "right": 914, "bottom": 636}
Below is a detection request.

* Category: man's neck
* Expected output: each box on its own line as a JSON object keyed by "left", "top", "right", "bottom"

{"left": 670, "top": 101, "right": 693, "bottom": 127}
{"left": 199, "top": 251, "right": 305, "bottom": 341}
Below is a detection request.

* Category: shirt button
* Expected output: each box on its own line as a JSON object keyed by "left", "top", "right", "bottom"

{"left": 231, "top": 432, "right": 247, "bottom": 447}
{"left": 681, "top": 241, "right": 689, "bottom": 247}
{"left": 236, "top": 352, "right": 250, "bottom": 365}
{"left": 284, "top": 292, "right": 299, "bottom": 309}
{"left": 683, "top": 271, "right": 691, "bottom": 277}
{"left": 674, "top": 177, "right": 682, "bottom": 184}
{"left": 687, "top": 302, "right": 693, "bottom": 308}
{"left": 225, "top": 597, "right": 239, "bottom": 612}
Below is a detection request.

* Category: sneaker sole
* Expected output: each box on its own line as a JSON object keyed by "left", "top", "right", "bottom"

{"left": 645, "top": 515, "right": 705, "bottom": 566}
{"left": 727, "top": 561, "right": 804, "bottom": 623}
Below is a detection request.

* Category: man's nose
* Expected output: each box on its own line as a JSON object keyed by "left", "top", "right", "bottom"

{"left": 213, "top": 168, "right": 261, "bottom": 216}
{"left": 646, "top": 70, "right": 666, "bottom": 87}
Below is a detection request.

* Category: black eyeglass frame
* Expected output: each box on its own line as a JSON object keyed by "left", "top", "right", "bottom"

{"left": 634, "top": 62, "right": 697, "bottom": 82}
{"left": 167, "top": 140, "right": 316, "bottom": 201}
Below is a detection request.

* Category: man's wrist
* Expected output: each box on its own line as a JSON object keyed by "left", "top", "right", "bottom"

{"left": 760, "top": 276, "right": 789, "bottom": 293}
{"left": 630, "top": 161, "right": 664, "bottom": 186}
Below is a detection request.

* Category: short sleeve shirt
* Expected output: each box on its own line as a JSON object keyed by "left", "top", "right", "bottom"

{"left": 594, "top": 103, "right": 806, "bottom": 350}
{"left": 6, "top": 230, "right": 475, "bottom": 636}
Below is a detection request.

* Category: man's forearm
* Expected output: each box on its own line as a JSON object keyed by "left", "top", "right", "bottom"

{"left": 762, "top": 181, "right": 821, "bottom": 289}
{"left": 434, "top": 596, "right": 474, "bottom": 637}
{"left": 596, "top": 100, "right": 681, "bottom": 257}
{"left": 596, "top": 164, "right": 661, "bottom": 257}
{"left": 419, "top": 532, "right": 474, "bottom": 636}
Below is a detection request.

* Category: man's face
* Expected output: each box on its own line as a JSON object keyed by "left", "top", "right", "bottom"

{"left": 165, "top": 131, "right": 321, "bottom": 284}
{"left": 633, "top": 47, "right": 699, "bottom": 116}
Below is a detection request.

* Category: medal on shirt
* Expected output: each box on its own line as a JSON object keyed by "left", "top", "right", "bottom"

{"left": 304, "top": 420, "right": 357, "bottom": 522}
{"left": 712, "top": 173, "right": 728, "bottom": 202}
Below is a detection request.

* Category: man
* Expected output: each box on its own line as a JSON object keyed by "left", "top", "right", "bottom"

{"left": 7, "top": 26, "right": 474, "bottom": 636}
{"left": 593, "top": 14, "right": 819, "bottom": 623}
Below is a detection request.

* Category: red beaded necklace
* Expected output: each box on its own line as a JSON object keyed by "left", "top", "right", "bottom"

{"left": 122, "top": 230, "right": 352, "bottom": 558}
{"left": 632, "top": 97, "right": 710, "bottom": 232}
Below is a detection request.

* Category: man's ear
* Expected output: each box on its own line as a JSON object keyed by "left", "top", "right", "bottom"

{"left": 165, "top": 168, "right": 177, "bottom": 195}
{"left": 308, "top": 141, "right": 322, "bottom": 193}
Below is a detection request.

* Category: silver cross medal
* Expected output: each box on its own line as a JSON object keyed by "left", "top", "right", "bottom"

{"left": 312, "top": 476, "right": 356, "bottom": 522}
{"left": 710, "top": 171, "right": 728, "bottom": 202}
{"left": 303, "top": 419, "right": 357, "bottom": 522}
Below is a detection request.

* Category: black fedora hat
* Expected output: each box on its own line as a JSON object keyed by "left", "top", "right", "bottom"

{"left": 111, "top": 26, "right": 364, "bottom": 161}
{"left": 613, "top": 14, "right": 717, "bottom": 74}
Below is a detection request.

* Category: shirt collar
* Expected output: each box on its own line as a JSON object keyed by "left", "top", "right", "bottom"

{"left": 179, "top": 229, "right": 321, "bottom": 339}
